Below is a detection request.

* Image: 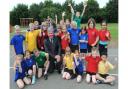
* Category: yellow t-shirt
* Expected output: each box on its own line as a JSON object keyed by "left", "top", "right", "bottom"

{"left": 26, "top": 30, "right": 40, "bottom": 52}
{"left": 98, "top": 60, "right": 114, "bottom": 74}
{"left": 64, "top": 53, "right": 74, "bottom": 70}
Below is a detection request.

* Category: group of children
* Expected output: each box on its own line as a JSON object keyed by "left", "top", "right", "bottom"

{"left": 10, "top": 2, "right": 116, "bottom": 89}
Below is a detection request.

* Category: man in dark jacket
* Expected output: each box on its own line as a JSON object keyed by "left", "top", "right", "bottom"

{"left": 44, "top": 26, "right": 62, "bottom": 74}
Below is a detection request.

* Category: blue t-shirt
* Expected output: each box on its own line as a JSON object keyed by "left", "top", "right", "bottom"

{"left": 10, "top": 34, "right": 25, "bottom": 55}
{"left": 24, "top": 57, "right": 36, "bottom": 68}
{"left": 68, "top": 28, "right": 81, "bottom": 45}
{"left": 79, "top": 33, "right": 88, "bottom": 49}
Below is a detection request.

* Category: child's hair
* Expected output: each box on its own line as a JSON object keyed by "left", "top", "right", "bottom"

{"left": 33, "top": 49, "right": 39, "bottom": 53}
{"left": 87, "top": 18, "right": 96, "bottom": 28}
{"left": 14, "top": 25, "right": 20, "bottom": 30}
{"left": 75, "top": 50, "right": 80, "bottom": 54}
{"left": 101, "top": 20, "right": 107, "bottom": 26}
{"left": 71, "top": 21, "right": 77, "bottom": 28}
{"left": 65, "top": 47, "right": 71, "bottom": 53}
{"left": 81, "top": 26, "right": 87, "bottom": 34}
{"left": 91, "top": 47, "right": 98, "bottom": 52}
{"left": 24, "top": 50, "right": 30, "bottom": 57}
{"left": 100, "top": 52, "right": 107, "bottom": 57}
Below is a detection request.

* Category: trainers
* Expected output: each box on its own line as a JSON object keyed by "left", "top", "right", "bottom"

{"left": 96, "top": 80, "right": 104, "bottom": 84}
{"left": 44, "top": 74, "right": 48, "bottom": 80}
{"left": 31, "top": 76, "right": 36, "bottom": 85}
{"left": 109, "top": 82, "right": 115, "bottom": 86}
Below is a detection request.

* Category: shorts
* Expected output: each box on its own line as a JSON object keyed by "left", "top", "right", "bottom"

{"left": 64, "top": 68, "right": 74, "bottom": 75}
{"left": 80, "top": 49, "right": 87, "bottom": 53}
{"left": 14, "top": 72, "right": 26, "bottom": 82}
{"left": 88, "top": 44, "right": 97, "bottom": 53}
{"left": 99, "top": 73, "right": 109, "bottom": 79}
{"left": 70, "top": 44, "right": 79, "bottom": 53}
{"left": 61, "top": 49, "right": 65, "bottom": 54}
{"left": 86, "top": 71, "right": 96, "bottom": 75}
{"left": 99, "top": 44, "right": 108, "bottom": 56}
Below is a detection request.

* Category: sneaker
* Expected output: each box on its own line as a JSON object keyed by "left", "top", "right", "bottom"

{"left": 109, "top": 82, "right": 115, "bottom": 86}
{"left": 31, "top": 76, "right": 36, "bottom": 85}
{"left": 44, "top": 74, "right": 48, "bottom": 80}
{"left": 58, "top": 70, "right": 61, "bottom": 74}
{"left": 96, "top": 80, "right": 104, "bottom": 84}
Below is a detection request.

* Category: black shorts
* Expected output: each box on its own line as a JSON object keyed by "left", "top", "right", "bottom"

{"left": 64, "top": 68, "right": 74, "bottom": 75}
{"left": 88, "top": 44, "right": 97, "bottom": 53}
{"left": 99, "top": 74, "right": 109, "bottom": 79}
{"left": 80, "top": 49, "right": 87, "bottom": 53}
{"left": 70, "top": 44, "right": 79, "bottom": 53}
{"left": 86, "top": 71, "right": 96, "bottom": 75}
{"left": 99, "top": 44, "right": 108, "bottom": 56}
{"left": 61, "top": 49, "right": 65, "bottom": 54}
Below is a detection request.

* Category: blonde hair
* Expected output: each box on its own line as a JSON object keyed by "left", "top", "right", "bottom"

{"left": 71, "top": 21, "right": 77, "bottom": 28}
{"left": 14, "top": 25, "right": 20, "bottom": 30}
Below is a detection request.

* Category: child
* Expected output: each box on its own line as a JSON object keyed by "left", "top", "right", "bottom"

{"left": 99, "top": 20, "right": 111, "bottom": 56}
{"left": 68, "top": 21, "right": 81, "bottom": 53}
{"left": 13, "top": 55, "right": 31, "bottom": 89}
{"left": 85, "top": 47, "right": 101, "bottom": 84}
{"left": 24, "top": 50, "right": 36, "bottom": 84}
{"left": 37, "top": 22, "right": 48, "bottom": 51}
{"left": 62, "top": 47, "right": 76, "bottom": 80}
{"left": 87, "top": 18, "right": 99, "bottom": 54}
{"left": 96, "top": 54, "right": 115, "bottom": 85}
{"left": 79, "top": 26, "right": 88, "bottom": 56}
{"left": 74, "top": 50, "right": 84, "bottom": 83}
{"left": 25, "top": 23, "right": 41, "bottom": 53}
{"left": 61, "top": 25, "right": 70, "bottom": 55}
{"left": 68, "top": 2, "right": 87, "bottom": 28}
{"left": 33, "top": 49, "right": 50, "bottom": 80}
{"left": 10, "top": 25, "right": 25, "bottom": 55}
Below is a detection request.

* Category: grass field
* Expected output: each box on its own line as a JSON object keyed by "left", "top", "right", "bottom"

{"left": 10, "top": 23, "right": 118, "bottom": 47}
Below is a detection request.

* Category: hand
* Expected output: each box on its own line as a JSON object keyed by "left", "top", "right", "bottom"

{"left": 91, "top": 43, "right": 96, "bottom": 46}
{"left": 68, "top": 3, "right": 71, "bottom": 7}
{"left": 55, "top": 55, "right": 61, "bottom": 62}
{"left": 55, "top": 14, "right": 57, "bottom": 18}
{"left": 83, "top": 0, "right": 87, "bottom": 8}
{"left": 106, "top": 32, "right": 109, "bottom": 37}
{"left": 62, "top": 12, "right": 65, "bottom": 17}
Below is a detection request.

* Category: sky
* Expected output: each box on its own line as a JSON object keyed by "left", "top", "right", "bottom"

{"left": 9, "top": 0, "right": 109, "bottom": 11}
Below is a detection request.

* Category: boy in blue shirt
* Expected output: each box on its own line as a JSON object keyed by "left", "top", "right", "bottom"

{"left": 68, "top": 21, "right": 81, "bottom": 52}
{"left": 10, "top": 25, "right": 25, "bottom": 55}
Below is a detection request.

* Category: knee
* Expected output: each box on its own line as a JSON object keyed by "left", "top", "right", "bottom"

{"left": 18, "top": 83, "right": 24, "bottom": 89}
{"left": 65, "top": 73, "right": 71, "bottom": 80}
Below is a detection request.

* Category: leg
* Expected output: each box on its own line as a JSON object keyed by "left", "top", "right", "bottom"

{"left": 86, "top": 74, "right": 91, "bottom": 83}
{"left": 16, "top": 79, "right": 24, "bottom": 89}
{"left": 104, "top": 76, "right": 115, "bottom": 83}
{"left": 38, "top": 68, "right": 42, "bottom": 78}
{"left": 23, "top": 77, "right": 31, "bottom": 85}
{"left": 33, "top": 65, "right": 36, "bottom": 76}
{"left": 62, "top": 72, "right": 67, "bottom": 79}
{"left": 92, "top": 75, "right": 97, "bottom": 84}
{"left": 44, "top": 61, "right": 50, "bottom": 75}
{"left": 96, "top": 74, "right": 106, "bottom": 81}
{"left": 65, "top": 72, "right": 71, "bottom": 80}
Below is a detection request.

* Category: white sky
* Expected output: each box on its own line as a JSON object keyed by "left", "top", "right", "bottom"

{"left": 9, "top": 0, "right": 109, "bottom": 11}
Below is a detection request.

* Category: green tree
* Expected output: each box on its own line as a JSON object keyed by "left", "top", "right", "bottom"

{"left": 10, "top": 4, "right": 29, "bottom": 25}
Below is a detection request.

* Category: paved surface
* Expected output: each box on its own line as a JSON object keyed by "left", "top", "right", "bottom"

{"left": 10, "top": 47, "right": 118, "bottom": 89}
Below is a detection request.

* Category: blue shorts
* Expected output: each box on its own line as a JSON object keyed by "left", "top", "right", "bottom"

{"left": 75, "top": 67, "right": 83, "bottom": 75}
{"left": 14, "top": 71, "right": 26, "bottom": 82}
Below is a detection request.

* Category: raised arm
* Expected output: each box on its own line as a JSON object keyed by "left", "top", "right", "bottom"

{"left": 81, "top": 2, "right": 87, "bottom": 17}
{"left": 68, "top": 3, "right": 75, "bottom": 21}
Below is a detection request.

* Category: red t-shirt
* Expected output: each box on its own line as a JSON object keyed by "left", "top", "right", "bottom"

{"left": 85, "top": 55, "right": 101, "bottom": 73}
{"left": 87, "top": 28, "right": 99, "bottom": 45}
{"left": 61, "top": 33, "right": 69, "bottom": 50}
{"left": 99, "top": 29, "right": 111, "bottom": 41}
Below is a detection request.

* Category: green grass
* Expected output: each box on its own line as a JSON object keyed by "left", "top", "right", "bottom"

{"left": 10, "top": 23, "right": 118, "bottom": 41}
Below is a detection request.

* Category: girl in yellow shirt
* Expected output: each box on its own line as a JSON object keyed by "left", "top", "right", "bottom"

{"left": 96, "top": 54, "right": 116, "bottom": 85}
{"left": 62, "top": 47, "right": 76, "bottom": 80}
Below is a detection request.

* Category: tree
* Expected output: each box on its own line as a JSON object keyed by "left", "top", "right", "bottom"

{"left": 10, "top": 4, "right": 29, "bottom": 25}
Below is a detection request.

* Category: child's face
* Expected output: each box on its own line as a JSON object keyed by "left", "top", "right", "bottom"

{"left": 101, "top": 22, "right": 107, "bottom": 30}
{"left": 89, "top": 21, "right": 94, "bottom": 29}
{"left": 81, "top": 29, "right": 86, "bottom": 34}
{"left": 34, "top": 51, "right": 40, "bottom": 57}
{"left": 15, "top": 29, "right": 20, "bottom": 34}
{"left": 101, "top": 55, "right": 107, "bottom": 61}
{"left": 92, "top": 51, "right": 97, "bottom": 58}
{"left": 25, "top": 52, "right": 30, "bottom": 59}
{"left": 76, "top": 12, "right": 80, "bottom": 17}
{"left": 75, "top": 52, "right": 80, "bottom": 59}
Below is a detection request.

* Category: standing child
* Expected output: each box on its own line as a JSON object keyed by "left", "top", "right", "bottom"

{"left": 85, "top": 47, "right": 101, "bottom": 84}
{"left": 96, "top": 54, "right": 115, "bottom": 85}
{"left": 87, "top": 18, "right": 99, "bottom": 54}
{"left": 10, "top": 25, "right": 25, "bottom": 55}
{"left": 13, "top": 55, "right": 31, "bottom": 89}
{"left": 62, "top": 47, "right": 76, "bottom": 80}
{"left": 79, "top": 26, "right": 88, "bottom": 56}
{"left": 74, "top": 50, "right": 84, "bottom": 83}
{"left": 33, "top": 49, "right": 50, "bottom": 80}
{"left": 24, "top": 50, "right": 36, "bottom": 84}
{"left": 99, "top": 20, "right": 111, "bottom": 56}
